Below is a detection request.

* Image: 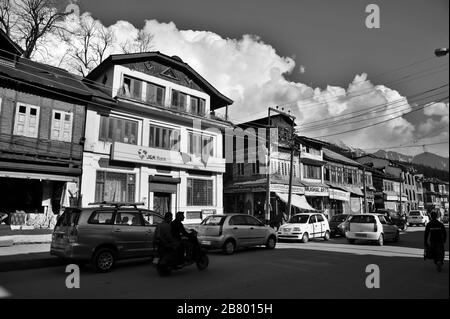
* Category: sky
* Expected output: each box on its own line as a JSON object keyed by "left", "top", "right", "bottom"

{"left": 37, "top": 0, "right": 449, "bottom": 157}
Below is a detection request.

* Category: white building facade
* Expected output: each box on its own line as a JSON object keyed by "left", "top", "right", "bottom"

{"left": 80, "top": 53, "right": 233, "bottom": 224}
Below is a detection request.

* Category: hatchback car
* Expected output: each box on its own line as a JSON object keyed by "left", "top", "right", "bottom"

{"left": 344, "top": 214, "right": 399, "bottom": 246}
{"left": 329, "top": 214, "right": 350, "bottom": 237}
{"left": 374, "top": 209, "right": 407, "bottom": 231}
{"left": 50, "top": 202, "right": 163, "bottom": 272}
{"left": 407, "top": 210, "right": 429, "bottom": 226}
{"left": 277, "top": 213, "right": 331, "bottom": 243}
{"left": 197, "top": 214, "right": 277, "bottom": 255}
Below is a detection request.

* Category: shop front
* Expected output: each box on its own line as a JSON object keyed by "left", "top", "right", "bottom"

{"left": 326, "top": 186, "right": 350, "bottom": 217}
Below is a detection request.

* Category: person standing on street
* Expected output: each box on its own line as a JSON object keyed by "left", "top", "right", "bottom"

{"left": 424, "top": 210, "right": 447, "bottom": 272}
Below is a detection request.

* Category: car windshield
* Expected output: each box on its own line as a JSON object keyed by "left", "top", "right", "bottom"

{"left": 330, "top": 215, "right": 348, "bottom": 222}
{"left": 349, "top": 215, "right": 376, "bottom": 223}
{"left": 201, "top": 216, "right": 225, "bottom": 226}
{"left": 288, "top": 215, "right": 310, "bottom": 224}
{"left": 409, "top": 211, "right": 420, "bottom": 216}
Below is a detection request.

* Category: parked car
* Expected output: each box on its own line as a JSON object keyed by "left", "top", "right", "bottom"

{"left": 277, "top": 213, "right": 331, "bottom": 243}
{"left": 374, "top": 209, "right": 407, "bottom": 231}
{"left": 329, "top": 214, "right": 350, "bottom": 237}
{"left": 407, "top": 210, "right": 429, "bottom": 226}
{"left": 197, "top": 214, "right": 277, "bottom": 255}
{"left": 50, "top": 202, "right": 163, "bottom": 272}
{"left": 344, "top": 214, "right": 400, "bottom": 246}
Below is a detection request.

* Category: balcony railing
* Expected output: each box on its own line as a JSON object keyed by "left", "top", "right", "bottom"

{"left": 0, "top": 133, "right": 83, "bottom": 163}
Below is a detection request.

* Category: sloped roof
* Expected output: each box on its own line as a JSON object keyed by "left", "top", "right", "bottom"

{"left": 323, "top": 148, "right": 362, "bottom": 167}
{"left": 85, "top": 51, "right": 233, "bottom": 109}
{"left": 0, "top": 29, "right": 23, "bottom": 56}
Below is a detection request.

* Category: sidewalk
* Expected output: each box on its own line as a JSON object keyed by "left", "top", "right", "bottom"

{"left": 0, "top": 243, "right": 62, "bottom": 272}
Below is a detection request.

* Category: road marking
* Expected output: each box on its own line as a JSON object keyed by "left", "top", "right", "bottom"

{"left": 0, "top": 286, "right": 11, "bottom": 298}
{"left": 276, "top": 242, "right": 449, "bottom": 260}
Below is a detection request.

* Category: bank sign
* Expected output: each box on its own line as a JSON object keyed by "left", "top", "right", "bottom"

{"left": 111, "top": 142, "right": 225, "bottom": 173}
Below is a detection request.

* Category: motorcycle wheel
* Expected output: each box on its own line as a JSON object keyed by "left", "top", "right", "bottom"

{"left": 196, "top": 254, "right": 209, "bottom": 271}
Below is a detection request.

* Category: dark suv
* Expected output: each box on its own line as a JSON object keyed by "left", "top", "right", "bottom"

{"left": 374, "top": 209, "right": 407, "bottom": 231}
{"left": 50, "top": 202, "right": 163, "bottom": 272}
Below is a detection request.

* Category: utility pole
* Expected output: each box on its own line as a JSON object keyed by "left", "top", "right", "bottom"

{"left": 363, "top": 166, "right": 368, "bottom": 213}
{"left": 265, "top": 109, "right": 272, "bottom": 223}
{"left": 287, "top": 128, "right": 295, "bottom": 220}
{"left": 399, "top": 175, "right": 403, "bottom": 217}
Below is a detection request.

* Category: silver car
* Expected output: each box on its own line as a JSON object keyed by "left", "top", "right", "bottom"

{"left": 50, "top": 203, "right": 163, "bottom": 272}
{"left": 197, "top": 214, "right": 277, "bottom": 255}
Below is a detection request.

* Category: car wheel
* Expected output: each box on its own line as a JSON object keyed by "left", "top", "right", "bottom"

{"left": 92, "top": 248, "right": 116, "bottom": 273}
{"left": 377, "top": 234, "right": 384, "bottom": 246}
{"left": 222, "top": 240, "right": 236, "bottom": 255}
{"left": 301, "top": 233, "right": 309, "bottom": 243}
{"left": 323, "top": 231, "right": 330, "bottom": 241}
{"left": 196, "top": 254, "right": 209, "bottom": 271}
{"left": 347, "top": 238, "right": 355, "bottom": 244}
{"left": 265, "top": 236, "right": 276, "bottom": 249}
{"left": 393, "top": 231, "right": 400, "bottom": 243}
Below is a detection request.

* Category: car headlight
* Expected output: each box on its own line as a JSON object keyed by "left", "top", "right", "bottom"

{"left": 293, "top": 227, "right": 301, "bottom": 232}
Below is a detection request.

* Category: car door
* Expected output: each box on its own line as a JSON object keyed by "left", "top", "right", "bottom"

{"left": 308, "top": 215, "right": 318, "bottom": 238}
{"left": 244, "top": 215, "right": 267, "bottom": 246}
{"left": 379, "top": 216, "right": 395, "bottom": 240}
{"left": 142, "top": 211, "right": 164, "bottom": 255}
{"left": 113, "top": 211, "right": 149, "bottom": 258}
{"left": 315, "top": 214, "right": 327, "bottom": 237}
{"left": 228, "top": 215, "right": 251, "bottom": 247}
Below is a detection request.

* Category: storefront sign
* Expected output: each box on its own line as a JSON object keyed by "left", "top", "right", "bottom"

{"left": 305, "top": 186, "right": 328, "bottom": 197}
{"left": 111, "top": 142, "right": 225, "bottom": 173}
{"left": 329, "top": 189, "right": 350, "bottom": 202}
{"left": 270, "top": 184, "right": 305, "bottom": 194}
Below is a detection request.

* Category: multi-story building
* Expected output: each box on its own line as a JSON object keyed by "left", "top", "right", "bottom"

{"left": 80, "top": 52, "right": 233, "bottom": 224}
{"left": 322, "top": 148, "right": 372, "bottom": 216}
{"left": 0, "top": 30, "right": 90, "bottom": 226}
{"left": 422, "top": 178, "right": 449, "bottom": 212}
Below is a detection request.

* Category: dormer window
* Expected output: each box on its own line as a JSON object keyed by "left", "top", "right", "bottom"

{"left": 190, "top": 96, "right": 206, "bottom": 116}
{"left": 171, "top": 89, "right": 187, "bottom": 111}
{"left": 121, "top": 75, "right": 142, "bottom": 100}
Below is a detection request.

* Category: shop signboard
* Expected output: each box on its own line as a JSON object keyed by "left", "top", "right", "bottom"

{"left": 329, "top": 188, "right": 350, "bottom": 202}
{"left": 270, "top": 184, "right": 305, "bottom": 194}
{"left": 305, "top": 186, "right": 328, "bottom": 197}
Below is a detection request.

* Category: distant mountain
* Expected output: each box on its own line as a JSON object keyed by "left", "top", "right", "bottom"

{"left": 412, "top": 152, "right": 449, "bottom": 171}
{"left": 373, "top": 150, "right": 414, "bottom": 163}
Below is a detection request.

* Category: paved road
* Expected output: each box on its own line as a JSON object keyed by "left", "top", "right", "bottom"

{"left": 0, "top": 226, "right": 447, "bottom": 299}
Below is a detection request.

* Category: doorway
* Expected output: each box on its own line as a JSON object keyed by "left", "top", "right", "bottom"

{"left": 153, "top": 192, "right": 172, "bottom": 215}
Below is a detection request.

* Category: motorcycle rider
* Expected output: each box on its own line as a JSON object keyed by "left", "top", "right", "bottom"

{"left": 155, "top": 212, "right": 178, "bottom": 255}
{"left": 171, "top": 211, "right": 193, "bottom": 264}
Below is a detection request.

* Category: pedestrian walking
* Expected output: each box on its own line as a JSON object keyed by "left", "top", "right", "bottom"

{"left": 424, "top": 210, "right": 447, "bottom": 272}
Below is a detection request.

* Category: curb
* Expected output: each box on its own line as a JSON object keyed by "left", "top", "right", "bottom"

{"left": 0, "top": 253, "right": 64, "bottom": 273}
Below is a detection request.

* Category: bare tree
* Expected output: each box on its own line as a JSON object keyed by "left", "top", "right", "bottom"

{"left": 120, "top": 29, "right": 153, "bottom": 54}
{"left": 60, "top": 14, "right": 114, "bottom": 76}
{"left": 0, "top": 0, "right": 72, "bottom": 58}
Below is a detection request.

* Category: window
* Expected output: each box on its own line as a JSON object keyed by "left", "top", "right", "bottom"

{"left": 146, "top": 82, "right": 165, "bottom": 106}
{"left": 229, "top": 215, "right": 247, "bottom": 225}
{"left": 143, "top": 212, "right": 163, "bottom": 226}
{"left": 302, "top": 145, "right": 321, "bottom": 156}
{"left": 188, "top": 132, "right": 214, "bottom": 157}
{"left": 316, "top": 214, "right": 325, "bottom": 222}
{"left": 149, "top": 125, "right": 180, "bottom": 151}
{"left": 99, "top": 116, "right": 138, "bottom": 144}
{"left": 171, "top": 90, "right": 187, "bottom": 111}
{"left": 324, "top": 166, "right": 331, "bottom": 181}
{"left": 95, "top": 171, "right": 136, "bottom": 202}
{"left": 14, "top": 103, "right": 40, "bottom": 138}
{"left": 303, "top": 164, "right": 321, "bottom": 179}
{"left": 190, "top": 96, "right": 206, "bottom": 116}
{"left": 237, "top": 163, "right": 245, "bottom": 176}
{"left": 330, "top": 166, "right": 337, "bottom": 183}
{"left": 337, "top": 167, "right": 344, "bottom": 183}
{"left": 122, "top": 76, "right": 142, "bottom": 100}
{"left": 51, "top": 110, "right": 73, "bottom": 142}
{"left": 88, "top": 211, "right": 114, "bottom": 225}
{"left": 187, "top": 179, "right": 213, "bottom": 206}
{"left": 252, "top": 161, "right": 260, "bottom": 175}
{"left": 114, "top": 212, "right": 143, "bottom": 226}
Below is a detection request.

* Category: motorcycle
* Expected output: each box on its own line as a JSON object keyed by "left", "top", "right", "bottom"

{"left": 154, "top": 230, "right": 209, "bottom": 276}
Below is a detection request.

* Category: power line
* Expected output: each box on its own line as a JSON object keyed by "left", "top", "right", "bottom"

{"left": 311, "top": 96, "right": 449, "bottom": 139}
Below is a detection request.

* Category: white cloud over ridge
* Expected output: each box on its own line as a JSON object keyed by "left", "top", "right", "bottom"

{"left": 34, "top": 13, "right": 449, "bottom": 157}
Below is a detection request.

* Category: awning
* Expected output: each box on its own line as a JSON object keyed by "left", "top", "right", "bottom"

{"left": 328, "top": 188, "right": 350, "bottom": 202}
{"left": 300, "top": 157, "right": 326, "bottom": 166}
{"left": 276, "top": 192, "right": 316, "bottom": 211}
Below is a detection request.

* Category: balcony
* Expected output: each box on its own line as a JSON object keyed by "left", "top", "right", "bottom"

{"left": 0, "top": 132, "right": 83, "bottom": 164}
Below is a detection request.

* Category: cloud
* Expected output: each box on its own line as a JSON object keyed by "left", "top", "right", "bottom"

{"left": 33, "top": 12, "right": 448, "bottom": 156}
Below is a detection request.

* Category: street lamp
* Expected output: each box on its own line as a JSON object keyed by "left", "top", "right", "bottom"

{"left": 435, "top": 48, "right": 449, "bottom": 57}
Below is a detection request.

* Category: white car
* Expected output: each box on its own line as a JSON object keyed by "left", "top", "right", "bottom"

{"left": 277, "top": 213, "right": 330, "bottom": 243}
{"left": 407, "top": 210, "right": 429, "bottom": 226}
{"left": 345, "top": 214, "right": 399, "bottom": 246}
